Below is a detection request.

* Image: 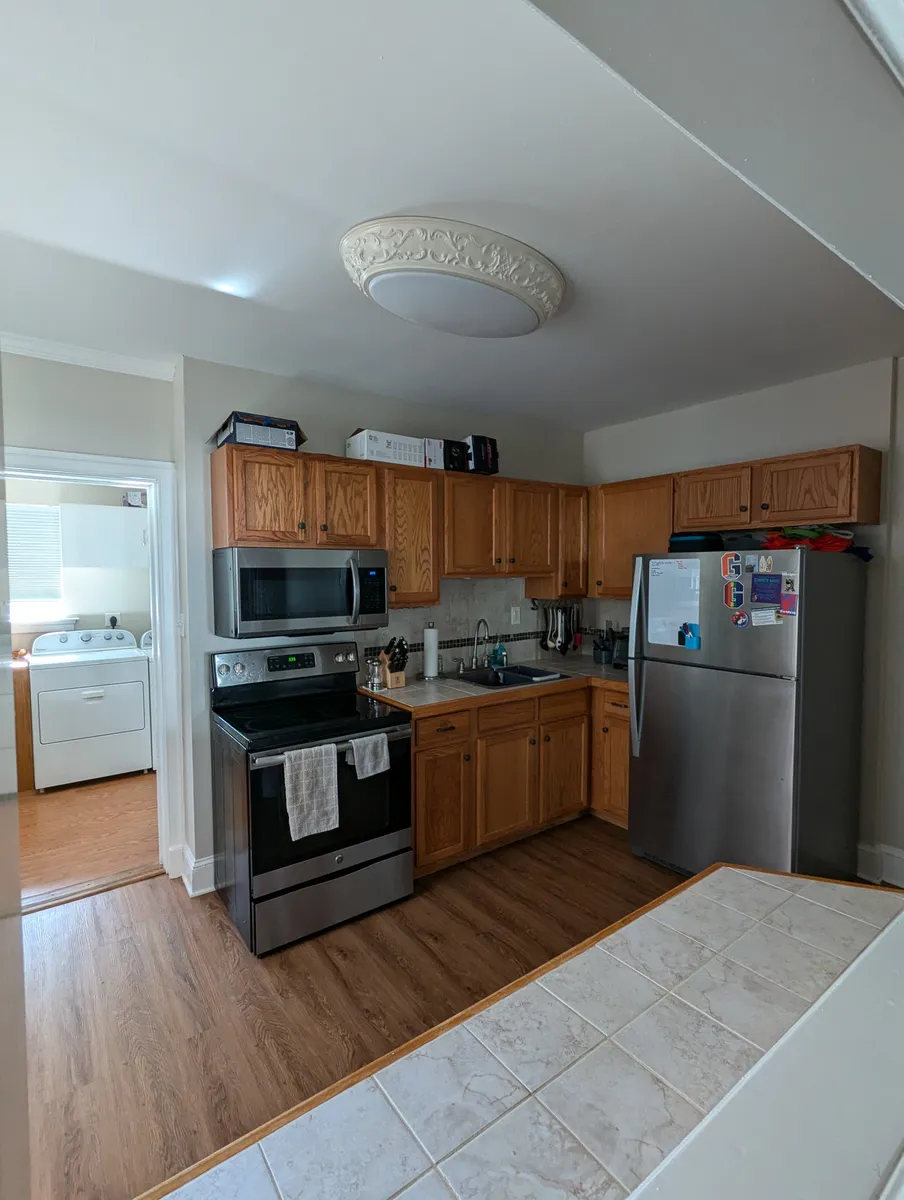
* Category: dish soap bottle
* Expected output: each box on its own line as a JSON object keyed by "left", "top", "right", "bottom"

{"left": 490, "top": 639, "right": 507, "bottom": 668}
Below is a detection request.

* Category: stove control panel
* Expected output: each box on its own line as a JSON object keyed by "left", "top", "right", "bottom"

{"left": 211, "top": 642, "right": 359, "bottom": 688}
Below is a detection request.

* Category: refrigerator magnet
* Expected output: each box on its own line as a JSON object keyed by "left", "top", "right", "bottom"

{"left": 721, "top": 551, "right": 742, "bottom": 580}
{"left": 751, "top": 573, "right": 782, "bottom": 604}
{"left": 783, "top": 574, "right": 797, "bottom": 595}
{"left": 731, "top": 610, "right": 750, "bottom": 628}
{"left": 744, "top": 553, "right": 757, "bottom": 573}
{"left": 758, "top": 554, "right": 774, "bottom": 572}
{"left": 723, "top": 580, "right": 745, "bottom": 608}
{"left": 780, "top": 593, "right": 798, "bottom": 617}
{"left": 751, "top": 607, "right": 781, "bottom": 626}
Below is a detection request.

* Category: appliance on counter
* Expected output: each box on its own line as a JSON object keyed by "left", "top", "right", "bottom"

{"left": 29, "top": 629, "right": 152, "bottom": 791}
{"left": 210, "top": 641, "right": 413, "bottom": 955}
{"left": 629, "top": 549, "right": 866, "bottom": 879}
{"left": 213, "top": 547, "right": 389, "bottom": 638}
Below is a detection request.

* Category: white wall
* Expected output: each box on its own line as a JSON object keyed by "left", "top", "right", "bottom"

{"left": 179, "top": 357, "right": 586, "bottom": 863}
{"left": 0, "top": 352, "right": 174, "bottom": 461}
{"left": 584, "top": 357, "right": 896, "bottom": 859}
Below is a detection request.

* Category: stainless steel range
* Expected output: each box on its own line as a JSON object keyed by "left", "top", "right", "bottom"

{"left": 209, "top": 641, "right": 413, "bottom": 955}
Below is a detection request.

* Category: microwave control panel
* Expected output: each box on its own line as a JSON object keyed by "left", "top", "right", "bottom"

{"left": 359, "top": 568, "right": 387, "bottom": 615}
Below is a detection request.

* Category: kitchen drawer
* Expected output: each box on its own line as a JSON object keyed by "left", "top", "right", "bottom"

{"left": 476, "top": 698, "right": 537, "bottom": 735}
{"left": 603, "top": 693, "right": 631, "bottom": 717}
{"left": 539, "top": 689, "right": 589, "bottom": 723}
{"left": 416, "top": 710, "right": 471, "bottom": 747}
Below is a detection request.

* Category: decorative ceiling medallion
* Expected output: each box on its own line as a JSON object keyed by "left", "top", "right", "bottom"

{"left": 339, "top": 217, "right": 565, "bottom": 338}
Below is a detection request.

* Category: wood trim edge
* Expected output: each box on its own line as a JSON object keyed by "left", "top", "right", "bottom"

{"left": 21, "top": 863, "right": 165, "bottom": 915}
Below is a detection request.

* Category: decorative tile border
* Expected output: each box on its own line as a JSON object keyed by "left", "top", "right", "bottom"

{"left": 364, "top": 630, "right": 542, "bottom": 657}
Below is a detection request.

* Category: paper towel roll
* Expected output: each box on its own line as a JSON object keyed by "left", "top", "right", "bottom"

{"left": 423, "top": 625, "right": 439, "bottom": 678}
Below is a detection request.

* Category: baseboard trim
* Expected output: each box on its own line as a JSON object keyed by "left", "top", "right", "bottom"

{"left": 858, "top": 842, "right": 904, "bottom": 888}
{"left": 181, "top": 847, "right": 216, "bottom": 897}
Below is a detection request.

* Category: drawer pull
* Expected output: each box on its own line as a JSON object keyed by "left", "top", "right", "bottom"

{"left": 81, "top": 689, "right": 105, "bottom": 701}
{"left": 463, "top": 753, "right": 471, "bottom": 762}
{"left": 610, "top": 701, "right": 628, "bottom": 709}
{"left": 436, "top": 724, "right": 456, "bottom": 732}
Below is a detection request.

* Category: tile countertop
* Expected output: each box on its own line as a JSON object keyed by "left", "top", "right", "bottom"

{"left": 360, "top": 656, "right": 629, "bottom": 712}
{"left": 165, "top": 868, "right": 904, "bottom": 1200}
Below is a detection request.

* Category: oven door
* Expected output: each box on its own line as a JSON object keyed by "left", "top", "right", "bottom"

{"left": 248, "top": 726, "right": 411, "bottom": 897}
{"left": 213, "top": 547, "right": 388, "bottom": 638}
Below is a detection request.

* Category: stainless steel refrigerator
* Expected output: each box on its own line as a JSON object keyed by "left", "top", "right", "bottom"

{"left": 628, "top": 549, "right": 866, "bottom": 878}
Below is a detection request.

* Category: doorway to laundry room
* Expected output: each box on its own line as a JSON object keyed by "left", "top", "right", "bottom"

{"left": 7, "top": 477, "right": 161, "bottom": 911}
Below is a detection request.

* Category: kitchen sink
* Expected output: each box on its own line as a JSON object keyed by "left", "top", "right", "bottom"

{"left": 459, "top": 664, "right": 563, "bottom": 689}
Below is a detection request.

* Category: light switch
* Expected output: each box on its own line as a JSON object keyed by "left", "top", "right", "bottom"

{"left": 510, "top": 606, "right": 521, "bottom": 626}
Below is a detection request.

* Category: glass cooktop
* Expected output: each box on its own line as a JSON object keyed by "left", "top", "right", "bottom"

{"left": 213, "top": 692, "right": 410, "bottom": 752}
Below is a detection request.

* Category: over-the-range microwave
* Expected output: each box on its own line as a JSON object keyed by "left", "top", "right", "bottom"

{"left": 212, "top": 547, "right": 389, "bottom": 638}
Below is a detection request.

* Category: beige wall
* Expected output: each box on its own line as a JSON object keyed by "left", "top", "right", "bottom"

{"left": 0, "top": 353, "right": 175, "bottom": 461}
{"left": 583, "top": 357, "right": 897, "bottom": 863}
{"left": 179, "top": 358, "right": 586, "bottom": 862}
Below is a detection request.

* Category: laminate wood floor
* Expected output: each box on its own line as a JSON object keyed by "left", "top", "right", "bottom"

{"left": 23, "top": 816, "right": 682, "bottom": 1200}
{"left": 19, "top": 772, "right": 160, "bottom": 911}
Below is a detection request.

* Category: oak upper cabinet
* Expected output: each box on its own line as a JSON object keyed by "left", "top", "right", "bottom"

{"left": 475, "top": 726, "right": 538, "bottom": 847}
{"left": 539, "top": 713, "right": 589, "bottom": 823}
{"left": 589, "top": 476, "right": 673, "bottom": 598}
{"left": 383, "top": 466, "right": 442, "bottom": 606}
{"left": 525, "top": 485, "right": 588, "bottom": 599}
{"left": 415, "top": 742, "right": 473, "bottom": 867}
{"left": 754, "top": 446, "right": 883, "bottom": 525}
{"left": 503, "top": 480, "right": 556, "bottom": 575}
{"left": 590, "top": 688, "right": 630, "bottom": 828}
{"left": 211, "top": 444, "right": 308, "bottom": 547}
{"left": 443, "top": 474, "right": 504, "bottom": 576}
{"left": 674, "top": 464, "right": 752, "bottom": 531}
{"left": 312, "top": 459, "right": 380, "bottom": 547}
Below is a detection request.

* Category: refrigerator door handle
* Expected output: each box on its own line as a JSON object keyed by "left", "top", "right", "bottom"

{"left": 629, "top": 657, "right": 642, "bottom": 758}
{"left": 628, "top": 555, "right": 643, "bottom": 661}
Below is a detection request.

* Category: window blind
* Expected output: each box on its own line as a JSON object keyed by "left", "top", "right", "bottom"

{"left": 7, "top": 504, "right": 63, "bottom": 602}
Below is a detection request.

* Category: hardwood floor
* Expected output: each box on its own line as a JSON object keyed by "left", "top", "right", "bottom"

{"left": 19, "top": 772, "right": 160, "bottom": 912}
{"left": 23, "top": 816, "right": 682, "bottom": 1200}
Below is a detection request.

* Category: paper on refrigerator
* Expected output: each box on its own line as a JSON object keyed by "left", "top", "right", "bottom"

{"left": 647, "top": 558, "right": 702, "bottom": 648}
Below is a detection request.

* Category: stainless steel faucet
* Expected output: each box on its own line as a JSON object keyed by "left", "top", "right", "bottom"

{"left": 471, "top": 618, "right": 491, "bottom": 670}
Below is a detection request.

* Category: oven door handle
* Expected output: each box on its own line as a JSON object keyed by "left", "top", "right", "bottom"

{"left": 349, "top": 555, "right": 361, "bottom": 625}
{"left": 250, "top": 726, "right": 412, "bottom": 770}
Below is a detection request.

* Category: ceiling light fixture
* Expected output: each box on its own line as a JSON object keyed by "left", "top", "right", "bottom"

{"left": 840, "top": 0, "right": 904, "bottom": 91}
{"left": 339, "top": 217, "right": 565, "bottom": 338}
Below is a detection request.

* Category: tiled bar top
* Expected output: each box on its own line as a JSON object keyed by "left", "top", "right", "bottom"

{"left": 359, "top": 656, "right": 628, "bottom": 712}
{"left": 165, "top": 867, "right": 904, "bottom": 1200}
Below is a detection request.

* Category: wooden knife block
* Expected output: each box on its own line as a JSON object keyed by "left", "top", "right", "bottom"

{"left": 380, "top": 665, "right": 406, "bottom": 689}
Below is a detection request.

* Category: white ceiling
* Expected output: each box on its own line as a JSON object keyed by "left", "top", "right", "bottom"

{"left": 0, "top": 0, "right": 902, "bottom": 432}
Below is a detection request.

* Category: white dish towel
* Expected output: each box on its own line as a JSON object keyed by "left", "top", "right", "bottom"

{"left": 283, "top": 744, "right": 339, "bottom": 840}
{"left": 345, "top": 732, "right": 390, "bottom": 779}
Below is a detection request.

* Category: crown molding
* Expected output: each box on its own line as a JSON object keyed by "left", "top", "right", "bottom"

{"left": 0, "top": 333, "right": 177, "bottom": 382}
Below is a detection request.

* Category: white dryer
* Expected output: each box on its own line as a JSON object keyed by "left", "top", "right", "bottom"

{"left": 140, "top": 629, "right": 155, "bottom": 768}
{"left": 30, "top": 629, "right": 152, "bottom": 790}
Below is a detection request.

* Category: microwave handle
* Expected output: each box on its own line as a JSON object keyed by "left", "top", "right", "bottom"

{"left": 349, "top": 556, "right": 361, "bottom": 625}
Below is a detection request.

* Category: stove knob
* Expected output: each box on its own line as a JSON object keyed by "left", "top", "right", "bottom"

{"left": 217, "top": 663, "right": 230, "bottom": 676}
{"left": 334, "top": 652, "right": 345, "bottom": 663}
{"left": 233, "top": 662, "right": 246, "bottom": 675}
{"left": 81, "top": 632, "right": 92, "bottom": 641}
{"left": 345, "top": 652, "right": 356, "bottom": 663}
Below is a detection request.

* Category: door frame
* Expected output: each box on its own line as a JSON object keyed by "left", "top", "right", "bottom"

{"left": 3, "top": 446, "right": 185, "bottom": 877}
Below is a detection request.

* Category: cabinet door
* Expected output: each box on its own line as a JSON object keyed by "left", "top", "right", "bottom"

{"left": 558, "top": 486, "right": 588, "bottom": 597}
{"left": 415, "top": 743, "right": 473, "bottom": 868}
{"left": 505, "top": 481, "right": 556, "bottom": 575}
{"left": 590, "top": 476, "right": 673, "bottom": 598}
{"left": 539, "top": 714, "right": 589, "bottom": 823}
{"left": 758, "top": 450, "right": 853, "bottom": 524}
{"left": 674, "top": 465, "right": 751, "bottom": 531}
{"left": 230, "top": 447, "right": 307, "bottom": 544}
{"left": 475, "top": 726, "right": 538, "bottom": 846}
{"left": 384, "top": 467, "right": 441, "bottom": 606}
{"left": 313, "top": 460, "right": 380, "bottom": 547}
{"left": 443, "top": 474, "right": 503, "bottom": 576}
{"left": 600, "top": 714, "right": 630, "bottom": 828}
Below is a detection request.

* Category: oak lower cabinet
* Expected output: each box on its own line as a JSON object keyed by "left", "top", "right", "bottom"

{"left": 588, "top": 476, "right": 673, "bottom": 598}
{"left": 475, "top": 726, "right": 538, "bottom": 847}
{"left": 311, "top": 458, "right": 380, "bottom": 547}
{"left": 415, "top": 742, "right": 474, "bottom": 867}
{"left": 383, "top": 466, "right": 442, "bottom": 606}
{"left": 591, "top": 687, "right": 630, "bottom": 828}
{"left": 539, "top": 713, "right": 589, "bottom": 822}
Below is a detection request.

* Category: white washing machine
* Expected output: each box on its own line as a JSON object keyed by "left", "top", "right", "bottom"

{"left": 30, "top": 629, "right": 152, "bottom": 790}
{"left": 140, "top": 629, "right": 155, "bottom": 768}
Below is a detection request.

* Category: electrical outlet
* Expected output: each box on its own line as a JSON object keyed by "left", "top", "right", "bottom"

{"left": 510, "top": 606, "right": 521, "bottom": 626}
{"left": 105, "top": 612, "right": 121, "bottom": 628}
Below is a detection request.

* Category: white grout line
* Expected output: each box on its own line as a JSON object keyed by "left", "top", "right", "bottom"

{"left": 257, "top": 1141, "right": 287, "bottom": 1200}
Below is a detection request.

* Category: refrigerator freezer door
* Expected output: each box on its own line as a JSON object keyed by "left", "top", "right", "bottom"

{"left": 629, "top": 658, "right": 797, "bottom": 874}
{"left": 634, "top": 551, "right": 801, "bottom": 678}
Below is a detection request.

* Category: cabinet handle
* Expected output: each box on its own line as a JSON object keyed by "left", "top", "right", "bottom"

{"left": 544, "top": 735, "right": 551, "bottom": 742}
{"left": 529, "top": 737, "right": 537, "bottom": 745}
{"left": 436, "top": 724, "right": 456, "bottom": 732}
{"left": 610, "top": 701, "right": 628, "bottom": 709}
{"left": 761, "top": 503, "right": 770, "bottom": 510}
{"left": 463, "top": 753, "right": 471, "bottom": 762}
{"left": 562, "top": 581, "right": 568, "bottom": 588}
{"left": 390, "top": 585, "right": 397, "bottom": 592}
{"left": 739, "top": 505, "right": 748, "bottom": 512}
{"left": 495, "top": 557, "right": 502, "bottom": 564}
{"left": 596, "top": 580, "right": 602, "bottom": 587}
{"left": 602, "top": 726, "right": 609, "bottom": 733}
{"left": 298, "top": 521, "right": 306, "bottom": 530}
{"left": 509, "top": 557, "right": 516, "bottom": 564}
{"left": 320, "top": 523, "right": 329, "bottom": 531}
